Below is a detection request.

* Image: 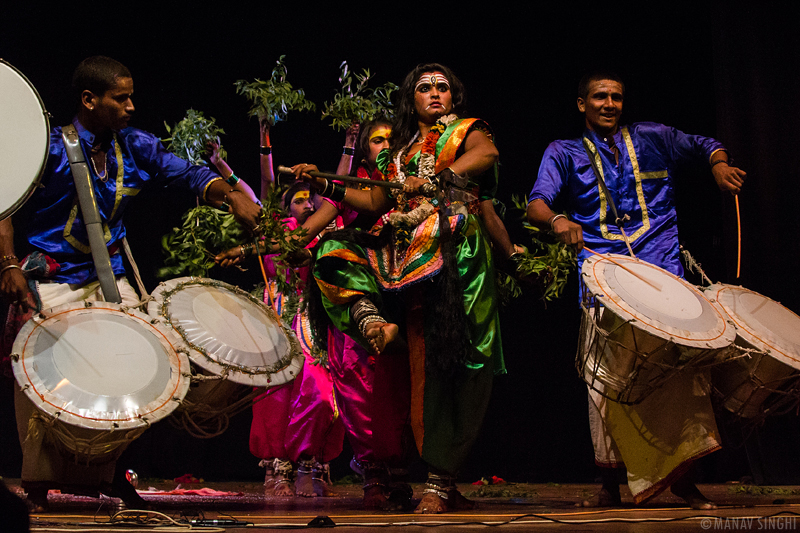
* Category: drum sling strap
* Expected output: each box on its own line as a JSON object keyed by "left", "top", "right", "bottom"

{"left": 60, "top": 125, "right": 122, "bottom": 303}
{"left": 582, "top": 137, "right": 637, "bottom": 258}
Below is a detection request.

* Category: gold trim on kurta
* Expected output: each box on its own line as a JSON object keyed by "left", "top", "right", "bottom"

{"left": 640, "top": 170, "right": 668, "bottom": 179}
{"left": 585, "top": 127, "right": 650, "bottom": 242}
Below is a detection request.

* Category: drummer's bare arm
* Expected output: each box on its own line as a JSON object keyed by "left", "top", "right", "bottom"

{"left": 260, "top": 121, "right": 275, "bottom": 201}
{"left": 206, "top": 180, "right": 262, "bottom": 232}
{"left": 710, "top": 152, "right": 747, "bottom": 195}
{"left": 336, "top": 123, "right": 360, "bottom": 176}
{"left": 0, "top": 217, "right": 30, "bottom": 304}
{"left": 480, "top": 199, "right": 523, "bottom": 260}
{"left": 527, "top": 198, "right": 584, "bottom": 251}
{"left": 291, "top": 164, "right": 393, "bottom": 215}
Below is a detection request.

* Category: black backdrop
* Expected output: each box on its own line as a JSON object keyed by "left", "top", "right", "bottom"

{"left": 2, "top": 1, "right": 798, "bottom": 484}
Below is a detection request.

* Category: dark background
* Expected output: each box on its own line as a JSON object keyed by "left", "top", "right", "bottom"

{"left": 2, "top": 1, "right": 799, "bottom": 485}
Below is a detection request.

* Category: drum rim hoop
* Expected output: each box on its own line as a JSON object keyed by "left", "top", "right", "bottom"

{"left": 582, "top": 254, "right": 735, "bottom": 349}
{"left": 148, "top": 276, "right": 304, "bottom": 387}
{"left": 0, "top": 60, "right": 50, "bottom": 221}
{"left": 707, "top": 283, "right": 800, "bottom": 369}
{"left": 10, "top": 301, "right": 191, "bottom": 430}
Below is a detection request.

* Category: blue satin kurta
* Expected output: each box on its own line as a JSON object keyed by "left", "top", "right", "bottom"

{"left": 529, "top": 122, "right": 724, "bottom": 275}
{"left": 24, "top": 118, "right": 221, "bottom": 285}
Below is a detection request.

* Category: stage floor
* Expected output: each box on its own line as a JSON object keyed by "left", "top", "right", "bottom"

{"left": 6, "top": 479, "right": 800, "bottom": 531}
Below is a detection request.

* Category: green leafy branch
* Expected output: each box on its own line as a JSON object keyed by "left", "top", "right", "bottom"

{"left": 158, "top": 206, "right": 247, "bottom": 278}
{"left": 162, "top": 109, "right": 225, "bottom": 165}
{"left": 234, "top": 55, "right": 316, "bottom": 127}
{"left": 321, "top": 61, "right": 398, "bottom": 131}
{"left": 495, "top": 195, "right": 577, "bottom": 305}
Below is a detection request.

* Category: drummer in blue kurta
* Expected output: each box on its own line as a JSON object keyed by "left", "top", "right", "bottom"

{"left": 0, "top": 56, "right": 262, "bottom": 512}
{"left": 527, "top": 72, "right": 746, "bottom": 509}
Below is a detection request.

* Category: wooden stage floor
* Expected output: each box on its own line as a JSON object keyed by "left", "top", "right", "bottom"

{"left": 5, "top": 479, "right": 800, "bottom": 532}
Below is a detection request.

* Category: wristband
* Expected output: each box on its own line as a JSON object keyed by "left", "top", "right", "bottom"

{"left": 343, "top": 147, "right": 355, "bottom": 156}
{"left": 225, "top": 173, "right": 240, "bottom": 186}
{"left": 322, "top": 182, "right": 347, "bottom": 203}
{"left": 710, "top": 159, "right": 728, "bottom": 168}
{"left": 0, "top": 255, "right": 18, "bottom": 264}
{"left": 260, "top": 146, "right": 272, "bottom": 155}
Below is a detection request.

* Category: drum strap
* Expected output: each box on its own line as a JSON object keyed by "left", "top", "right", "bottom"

{"left": 60, "top": 125, "right": 122, "bottom": 303}
{"left": 582, "top": 138, "right": 636, "bottom": 258}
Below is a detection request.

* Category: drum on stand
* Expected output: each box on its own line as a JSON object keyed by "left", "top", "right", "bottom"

{"left": 705, "top": 284, "right": 800, "bottom": 419}
{"left": 578, "top": 254, "right": 736, "bottom": 404}
{"left": 148, "top": 277, "right": 303, "bottom": 438}
{"left": 11, "top": 301, "right": 191, "bottom": 464}
{"left": 0, "top": 59, "right": 50, "bottom": 220}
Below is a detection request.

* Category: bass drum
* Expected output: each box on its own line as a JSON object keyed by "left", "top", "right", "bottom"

{"left": 706, "top": 284, "right": 800, "bottom": 419}
{"left": 11, "top": 301, "right": 191, "bottom": 462}
{"left": 578, "top": 253, "right": 736, "bottom": 404}
{"left": 148, "top": 277, "right": 303, "bottom": 438}
{"left": 0, "top": 60, "right": 50, "bottom": 220}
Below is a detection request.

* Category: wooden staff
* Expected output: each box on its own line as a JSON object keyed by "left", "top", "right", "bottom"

{"left": 276, "top": 165, "right": 404, "bottom": 189}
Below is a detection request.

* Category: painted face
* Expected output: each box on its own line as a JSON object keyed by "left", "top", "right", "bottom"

{"left": 288, "top": 190, "right": 314, "bottom": 223}
{"left": 414, "top": 71, "right": 453, "bottom": 123}
{"left": 367, "top": 125, "right": 391, "bottom": 165}
{"left": 90, "top": 76, "right": 135, "bottom": 131}
{"left": 578, "top": 79, "right": 624, "bottom": 136}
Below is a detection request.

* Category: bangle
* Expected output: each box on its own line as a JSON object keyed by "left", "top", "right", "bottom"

{"left": 0, "top": 264, "right": 22, "bottom": 277}
{"left": 343, "top": 147, "right": 355, "bottom": 156}
{"left": 710, "top": 159, "right": 728, "bottom": 168}
{"left": 320, "top": 178, "right": 332, "bottom": 197}
{"left": 225, "top": 173, "right": 240, "bottom": 186}
{"left": 260, "top": 146, "right": 272, "bottom": 155}
{"left": 548, "top": 213, "right": 567, "bottom": 232}
{"left": 0, "top": 255, "right": 18, "bottom": 264}
{"left": 219, "top": 201, "right": 230, "bottom": 212}
{"left": 325, "top": 183, "right": 347, "bottom": 202}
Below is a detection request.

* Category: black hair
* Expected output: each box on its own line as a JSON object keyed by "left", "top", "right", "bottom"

{"left": 391, "top": 63, "right": 467, "bottom": 153}
{"left": 578, "top": 70, "right": 625, "bottom": 100}
{"left": 72, "top": 56, "right": 131, "bottom": 103}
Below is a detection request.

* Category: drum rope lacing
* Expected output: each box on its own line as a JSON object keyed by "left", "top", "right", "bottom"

{"left": 30, "top": 410, "right": 147, "bottom": 464}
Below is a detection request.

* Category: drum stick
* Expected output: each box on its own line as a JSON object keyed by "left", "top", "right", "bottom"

{"left": 584, "top": 247, "right": 663, "bottom": 291}
{"left": 276, "top": 166, "right": 404, "bottom": 189}
{"left": 735, "top": 195, "right": 742, "bottom": 279}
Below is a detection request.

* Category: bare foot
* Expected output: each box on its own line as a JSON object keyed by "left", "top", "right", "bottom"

{"left": 671, "top": 483, "right": 717, "bottom": 509}
{"left": 580, "top": 487, "right": 622, "bottom": 507}
{"left": 295, "top": 469, "right": 316, "bottom": 498}
{"left": 265, "top": 475, "right": 294, "bottom": 497}
{"left": 364, "top": 322, "right": 399, "bottom": 354}
{"left": 414, "top": 488, "right": 474, "bottom": 514}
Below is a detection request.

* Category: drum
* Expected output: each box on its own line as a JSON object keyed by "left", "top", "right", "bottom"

{"left": 706, "top": 284, "right": 800, "bottom": 419}
{"left": 147, "top": 277, "right": 303, "bottom": 438}
{"left": 11, "top": 301, "right": 191, "bottom": 463}
{"left": 578, "top": 254, "right": 736, "bottom": 404}
{"left": 0, "top": 60, "right": 50, "bottom": 220}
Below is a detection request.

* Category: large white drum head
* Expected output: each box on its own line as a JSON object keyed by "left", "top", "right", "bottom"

{"left": 0, "top": 60, "right": 49, "bottom": 220}
{"left": 707, "top": 284, "right": 800, "bottom": 370}
{"left": 11, "top": 302, "right": 191, "bottom": 431}
{"left": 582, "top": 254, "right": 734, "bottom": 349}
{"left": 148, "top": 277, "right": 303, "bottom": 388}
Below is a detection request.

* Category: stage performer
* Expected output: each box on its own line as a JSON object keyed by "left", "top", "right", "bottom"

{"left": 294, "top": 63, "right": 505, "bottom": 514}
{"left": 527, "top": 71, "right": 746, "bottom": 509}
{"left": 213, "top": 134, "right": 345, "bottom": 497}
{"left": 0, "top": 56, "right": 262, "bottom": 512}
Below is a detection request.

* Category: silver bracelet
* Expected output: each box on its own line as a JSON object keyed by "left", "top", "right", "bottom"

{"left": 0, "top": 264, "right": 22, "bottom": 277}
{"left": 549, "top": 213, "right": 567, "bottom": 232}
